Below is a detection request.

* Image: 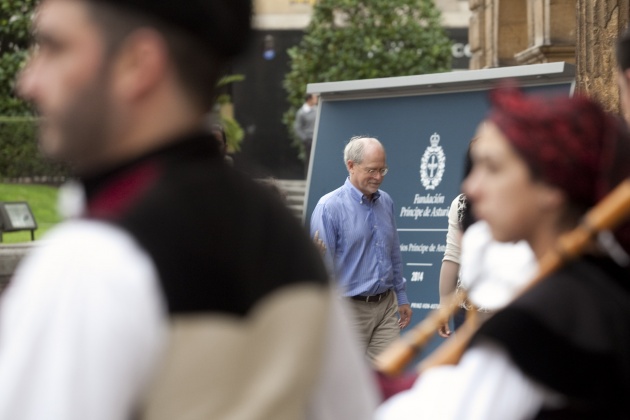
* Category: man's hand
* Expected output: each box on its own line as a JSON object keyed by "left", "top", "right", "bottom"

{"left": 313, "top": 230, "right": 326, "bottom": 255}
{"left": 437, "top": 322, "right": 451, "bottom": 338}
{"left": 398, "top": 304, "right": 412, "bottom": 329}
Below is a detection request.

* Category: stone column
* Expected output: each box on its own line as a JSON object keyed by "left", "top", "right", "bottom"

{"left": 576, "top": 0, "right": 630, "bottom": 114}
{"left": 496, "top": 0, "right": 528, "bottom": 66}
{"left": 469, "top": 0, "right": 490, "bottom": 69}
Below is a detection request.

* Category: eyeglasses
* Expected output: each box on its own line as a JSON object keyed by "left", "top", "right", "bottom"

{"left": 356, "top": 164, "right": 388, "bottom": 176}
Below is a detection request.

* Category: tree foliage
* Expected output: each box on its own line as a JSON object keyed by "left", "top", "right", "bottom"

{"left": 215, "top": 74, "right": 246, "bottom": 153}
{"left": 0, "top": 116, "right": 69, "bottom": 180}
{"left": 0, "top": 0, "right": 36, "bottom": 116}
{"left": 284, "top": 0, "right": 452, "bottom": 160}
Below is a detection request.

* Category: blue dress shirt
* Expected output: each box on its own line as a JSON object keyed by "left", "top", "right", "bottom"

{"left": 310, "top": 178, "right": 409, "bottom": 305}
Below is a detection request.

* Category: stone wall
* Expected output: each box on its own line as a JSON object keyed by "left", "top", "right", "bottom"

{"left": 575, "top": 0, "right": 630, "bottom": 113}
{"left": 469, "top": 0, "right": 630, "bottom": 115}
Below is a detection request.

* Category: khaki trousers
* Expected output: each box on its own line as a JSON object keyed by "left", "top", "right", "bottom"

{"left": 347, "top": 290, "right": 399, "bottom": 361}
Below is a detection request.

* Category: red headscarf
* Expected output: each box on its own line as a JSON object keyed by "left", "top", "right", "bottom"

{"left": 487, "top": 86, "right": 630, "bottom": 252}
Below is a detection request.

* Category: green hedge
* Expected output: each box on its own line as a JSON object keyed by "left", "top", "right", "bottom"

{"left": 0, "top": 117, "right": 69, "bottom": 181}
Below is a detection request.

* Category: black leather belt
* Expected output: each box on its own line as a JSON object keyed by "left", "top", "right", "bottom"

{"left": 349, "top": 289, "right": 391, "bottom": 303}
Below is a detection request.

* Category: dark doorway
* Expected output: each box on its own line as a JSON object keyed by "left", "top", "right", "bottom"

{"left": 231, "top": 30, "right": 305, "bottom": 179}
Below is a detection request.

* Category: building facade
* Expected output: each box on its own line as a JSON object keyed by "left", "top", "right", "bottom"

{"left": 468, "top": 0, "right": 576, "bottom": 70}
{"left": 469, "top": 0, "right": 630, "bottom": 114}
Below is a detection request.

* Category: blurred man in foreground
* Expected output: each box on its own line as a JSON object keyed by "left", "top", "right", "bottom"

{"left": 0, "top": 1, "right": 377, "bottom": 419}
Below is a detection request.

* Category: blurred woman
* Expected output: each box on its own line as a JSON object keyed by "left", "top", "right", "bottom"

{"left": 437, "top": 139, "right": 477, "bottom": 337}
{"left": 376, "top": 87, "right": 630, "bottom": 419}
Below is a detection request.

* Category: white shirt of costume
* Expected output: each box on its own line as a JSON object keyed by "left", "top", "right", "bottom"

{"left": 0, "top": 221, "right": 167, "bottom": 420}
{"left": 459, "top": 221, "right": 537, "bottom": 311}
{"left": 375, "top": 341, "right": 562, "bottom": 420}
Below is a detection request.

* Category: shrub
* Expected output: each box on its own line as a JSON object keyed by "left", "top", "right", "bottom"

{"left": 283, "top": 0, "right": 452, "bottom": 160}
{"left": 0, "top": 0, "right": 37, "bottom": 116}
{"left": 0, "top": 117, "right": 68, "bottom": 181}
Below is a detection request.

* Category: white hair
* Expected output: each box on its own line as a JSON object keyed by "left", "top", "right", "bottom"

{"left": 343, "top": 136, "right": 384, "bottom": 165}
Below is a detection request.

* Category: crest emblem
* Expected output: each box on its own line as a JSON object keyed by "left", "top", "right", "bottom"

{"left": 420, "top": 132, "right": 446, "bottom": 190}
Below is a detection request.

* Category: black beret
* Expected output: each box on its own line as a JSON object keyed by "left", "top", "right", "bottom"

{"left": 92, "top": 0, "right": 252, "bottom": 58}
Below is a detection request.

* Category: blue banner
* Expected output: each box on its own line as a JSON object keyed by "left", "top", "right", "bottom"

{"left": 305, "top": 70, "right": 574, "bottom": 362}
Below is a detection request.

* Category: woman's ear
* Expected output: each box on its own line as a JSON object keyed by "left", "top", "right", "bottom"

{"left": 539, "top": 184, "right": 567, "bottom": 211}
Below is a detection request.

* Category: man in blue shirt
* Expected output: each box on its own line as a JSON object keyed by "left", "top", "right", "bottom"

{"left": 311, "top": 136, "right": 412, "bottom": 361}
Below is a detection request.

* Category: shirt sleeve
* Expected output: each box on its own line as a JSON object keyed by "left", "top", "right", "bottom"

{"left": 310, "top": 201, "right": 337, "bottom": 275}
{"left": 442, "top": 195, "right": 463, "bottom": 264}
{"left": 374, "top": 341, "right": 553, "bottom": 420}
{"left": 388, "top": 199, "right": 408, "bottom": 306}
{"left": 294, "top": 109, "right": 306, "bottom": 141}
{"left": 0, "top": 221, "right": 167, "bottom": 420}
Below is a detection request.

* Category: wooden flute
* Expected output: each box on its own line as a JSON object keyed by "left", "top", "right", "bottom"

{"left": 374, "top": 178, "right": 630, "bottom": 377}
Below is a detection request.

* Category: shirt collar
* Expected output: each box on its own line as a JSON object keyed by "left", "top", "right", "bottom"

{"left": 344, "top": 177, "right": 380, "bottom": 204}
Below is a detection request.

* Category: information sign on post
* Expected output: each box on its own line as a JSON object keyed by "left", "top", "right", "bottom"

{"left": 0, "top": 202, "right": 38, "bottom": 242}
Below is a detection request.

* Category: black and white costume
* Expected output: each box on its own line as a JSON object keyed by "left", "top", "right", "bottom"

{"left": 0, "top": 133, "right": 377, "bottom": 419}
{"left": 376, "top": 255, "right": 630, "bottom": 419}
